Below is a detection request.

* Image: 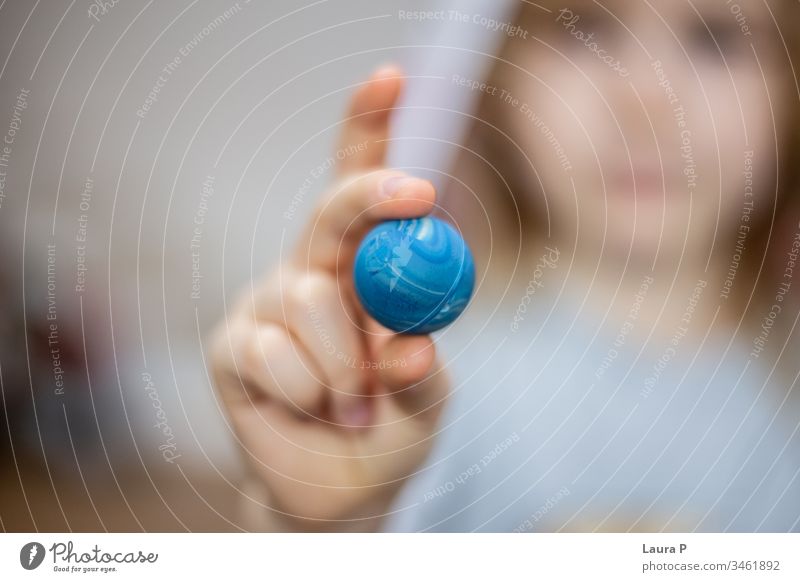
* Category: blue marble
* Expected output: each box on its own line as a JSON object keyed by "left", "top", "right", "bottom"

{"left": 353, "top": 217, "right": 475, "bottom": 334}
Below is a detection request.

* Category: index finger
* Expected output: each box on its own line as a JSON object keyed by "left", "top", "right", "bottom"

{"left": 334, "top": 64, "right": 404, "bottom": 177}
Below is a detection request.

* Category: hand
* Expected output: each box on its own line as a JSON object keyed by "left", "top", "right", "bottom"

{"left": 209, "top": 65, "right": 451, "bottom": 531}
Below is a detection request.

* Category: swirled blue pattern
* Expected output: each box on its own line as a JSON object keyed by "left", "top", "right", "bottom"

{"left": 353, "top": 217, "right": 475, "bottom": 334}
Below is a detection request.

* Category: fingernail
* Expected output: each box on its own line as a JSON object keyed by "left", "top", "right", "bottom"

{"left": 337, "top": 400, "right": 371, "bottom": 428}
{"left": 380, "top": 176, "right": 417, "bottom": 200}
{"left": 372, "top": 63, "right": 400, "bottom": 79}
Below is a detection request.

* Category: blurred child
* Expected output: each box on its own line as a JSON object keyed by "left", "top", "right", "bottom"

{"left": 210, "top": 0, "right": 800, "bottom": 531}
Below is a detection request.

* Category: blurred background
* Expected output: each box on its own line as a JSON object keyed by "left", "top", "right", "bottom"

{"left": 2, "top": 0, "right": 799, "bottom": 533}
{"left": 0, "top": 0, "right": 435, "bottom": 531}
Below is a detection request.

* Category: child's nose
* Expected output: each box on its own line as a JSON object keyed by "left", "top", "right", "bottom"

{"left": 605, "top": 53, "right": 680, "bottom": 144}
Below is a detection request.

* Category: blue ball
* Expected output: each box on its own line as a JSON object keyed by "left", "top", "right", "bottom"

{"left": 353, "top": 217, "right": 475, "bottom": 334}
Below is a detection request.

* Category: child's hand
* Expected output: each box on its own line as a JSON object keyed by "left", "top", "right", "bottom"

{"left": 209, "top": 66, "right": 450, "bottom": 531}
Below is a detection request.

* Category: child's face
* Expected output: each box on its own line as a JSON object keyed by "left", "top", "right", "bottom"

{"left": 500, "top": 0, "right": 791, "bottom": 264}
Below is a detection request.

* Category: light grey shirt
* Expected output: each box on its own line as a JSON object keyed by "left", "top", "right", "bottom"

{"left": 383, "top": 285, "right": 800, "bottom": 532}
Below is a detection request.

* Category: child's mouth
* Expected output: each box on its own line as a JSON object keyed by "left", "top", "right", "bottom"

{"left": 609, "top": 165, "right": 667, "bottom": 200}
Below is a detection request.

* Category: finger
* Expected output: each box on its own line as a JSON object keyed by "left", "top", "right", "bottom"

{"left": 233, "top": 400, "right": 406, "bottom": 522}
{"left": 335, "top": 64, "right": 404, "bottom": 177}
{"left": 332, "top": 334, "right": 450, "bottom": 431}
{"left": 284, "top": 271, "right": 370, "bottom": 425}
{"left": 376, "top": 334, "right": 449, "bottom": 418}
{"left": 219, "top": 322, "right": 326, "bottom": 416}
{"left": 293, "top": 170, "right": 436, "bottom": 272}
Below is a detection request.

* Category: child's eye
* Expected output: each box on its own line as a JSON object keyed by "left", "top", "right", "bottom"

{"left": 687, "top": 20, "right": 746, "bottom": 61}
{"left": 573, "top": 12, "right": 615, "bottom": 38}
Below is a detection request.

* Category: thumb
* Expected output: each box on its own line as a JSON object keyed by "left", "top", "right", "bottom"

{"left": 376, "top": 334, "right": 450, "bottom": 418}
